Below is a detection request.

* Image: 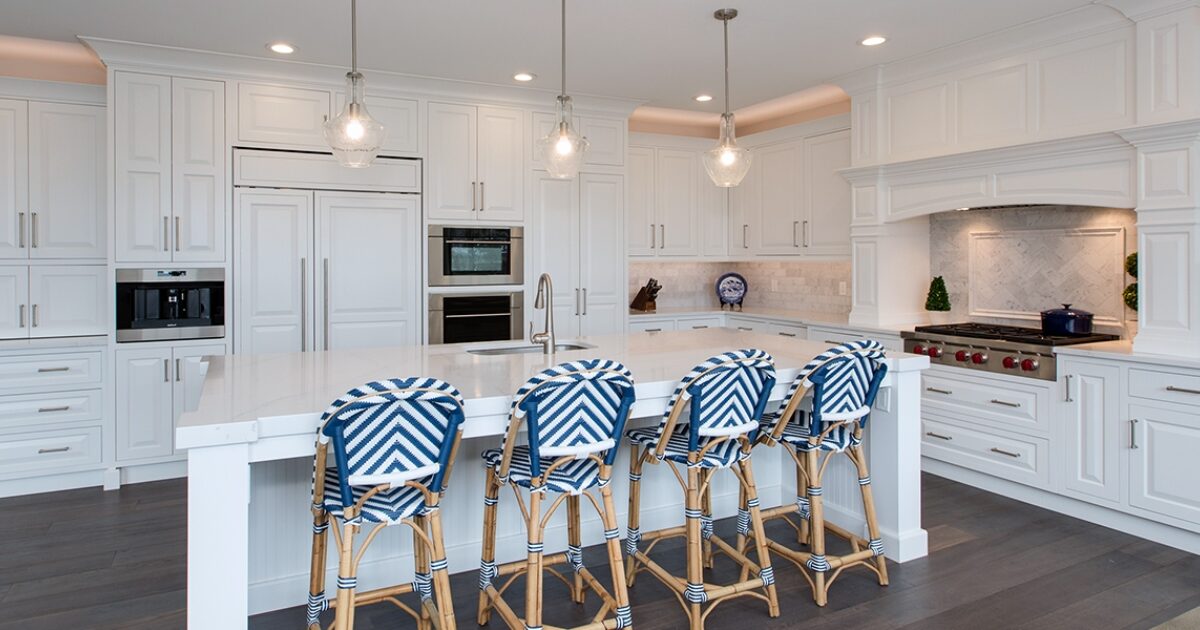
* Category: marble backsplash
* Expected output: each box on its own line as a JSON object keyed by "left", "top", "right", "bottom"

{"left": 930, "top": 205, "right": 1138, "bottom": 334}
{"left": 629, "top": 260, "right": 852, "bottom": 314}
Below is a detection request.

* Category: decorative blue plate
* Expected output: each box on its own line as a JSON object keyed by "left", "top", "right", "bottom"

{"left": 715, "top": 272, "right": 748, "bottom": 306}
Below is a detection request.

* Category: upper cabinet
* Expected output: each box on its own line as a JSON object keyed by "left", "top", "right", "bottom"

{"left": 0, "top": 98, "right": 104, "bottom": 261}
{"left": 236, "top": 83, "right": 330, "bottom": 149}
{"left": 115, "top": 72, "right": 226, "bottom": 263}
{"left": 803, "top": 130, "right": 851, "bottom": 256}
{"left": 532, "top": 112, "right": 626, "bottom": 168}
{"left": 333, "top": 92, "right": 419, "bottom": 155}
{"left": 427, "top": 102, "right": 525, "bottom": 223}
{"left": 628, "top": 144, "right": 725, "bottom": 259}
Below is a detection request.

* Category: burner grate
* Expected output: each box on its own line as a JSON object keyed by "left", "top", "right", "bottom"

{"left": 912, "top": 322, "right": 1118, "bottom": 346}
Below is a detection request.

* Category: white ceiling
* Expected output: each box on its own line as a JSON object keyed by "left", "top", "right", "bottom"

{"left": 0, "top": 0, "right": 1100, "bottom": 111}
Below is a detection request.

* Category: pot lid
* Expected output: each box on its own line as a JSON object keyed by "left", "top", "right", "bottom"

{"left": 1042, "top": 303, "right": 1093, "bottom": 317}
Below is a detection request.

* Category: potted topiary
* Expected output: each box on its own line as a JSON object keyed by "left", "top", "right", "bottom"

{"left": 1123, "top": 252, "right": 1138, "bottom": 312}
{"left": 925, "top": 276, "right": 952, "bottom": 325}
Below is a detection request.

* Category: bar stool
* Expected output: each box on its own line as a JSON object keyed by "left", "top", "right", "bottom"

{"left": 749, "top": 340, "right": 889, "bottom": 607}
{"left": 624, "top": 349, "right": 779, "bottom": 630}
{"left": 477, "top": 359, "right": 637, "bottom": 630}
{"left": 306, "top": 378, "right": 466, "bottom": 630}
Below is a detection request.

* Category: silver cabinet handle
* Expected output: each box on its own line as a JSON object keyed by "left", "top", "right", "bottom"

{"left": 480, "top": 181, "right": 485, "bottom": 211}
{"left": 925, "top": 431, "right": 952, "bottom": 441}
{"left": 649, "top": 224, "right": 655, "bottom": 249}
{"left": 582, "top": 288, "right": 587, "bottom": 316}
{"left": 989, "top": 399, "right": 1022, "bottom": 408}
{"left": 31, "top": 211, "right": 38, "bottom": 248}
{"left": 31, "top": 304, "right": 38, "bottom": 327}
{"left": 659, "top": 224, "right": 665, "bottom": 249}
{"left": 792, "top": 220, "right": 799, "bottom": 247}
{"left": 163, "top": 216, "right": 169, "bottom": 251}
{"left": 174, "top": 216, "right": 181, "bottom": 251}
{"left": 300, "top": 258, "right": 307, "bottom": 352}
{"left": 742, "top": 224, "right": 749, "bottom": 249}
{"left": 18, "top": 304, "right": 25, "bottom": 328}
{"left": 574, "top": 288, "right": 580, "bottom": 316}
{"left": 163, "top": 358, "right": 170, "bottom": 382}
{"left": 990, "top": 447, "right": 1020, "bottom": 458}
{"left": 692, "top": 325, "right": 709, "bottom": 329}
{"left": 823, "top": 339, "right": 841, "bottom": 345}
{"left": 1129, "top": 419, "right": 1139, "bottom": 449}
{"left": 736, "top": 326, "right": 753, "bottom": 331}
{"left": 176, "top": 358, "right": 181, "bottom": 382}
{"left": 37, "top": 366, "right": 69, "bottom": 373}
{"left": 644, "top": 328, "right": 663, "bottom": 333}
{"left": 18, "top": 212, "right": 24, "bottom": 248}
{"left": 802, "top": 220, "right": 810, "bottom": 247}
{"left": 1166, "top": 385, "right": 1200, "bottom": 395}
{"left": 778, "top": 332, "right": 798, "bottom": 337}
{"left": 471, "top": 181, "right": 477, "bottom": 212}
{"left": 926, "top": 387, "right": 953, "bottom": 395}
{"left": 1064, "top": 374, "right": 1073, "bottom": 402}
{"left": 323, "top": 258, "right": 331, "bottom": 351}
{"left": 38, "top": 405, "right": 70, "bottom": 413}
{"left": 38, "top": 446, "right": 70, "bottom": 454}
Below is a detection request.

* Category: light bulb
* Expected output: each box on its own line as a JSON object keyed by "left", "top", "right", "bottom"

{"left": 720, "top": 149, "right": 736, "bottom": 166}
{"left": 555, "top": 134, "right": 574, "bottom": 156}
{"left": 344, "top": 118, "right": 365, "bottom": 140}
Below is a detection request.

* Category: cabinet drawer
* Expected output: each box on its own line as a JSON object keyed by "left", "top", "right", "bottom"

{"left": 630, "top": 320, "right": 676, "bottom": 333}
{"left": 726, "top": 317, "right": 763, "bottom": 332}
{"left": 921, "top": 417, "right": 1049, "bottom": 488}
{"left": 0, "top": 389, "right": 103, "bottom": 430}
{"left": 765, "top": 321, "right": 807, "bottom": 339}
{"left": 0, "top": 352, "right": 102, "bottom": 392}
{"left": 0, "top": 426, "right": 102, "bottom": 477}
{"left": 1129, "top": 368, "right": 1200, "bottom": 408}
{"left": 677, "top": 317, "right": 722, "bottom": 330}
{"left": 921, "top": 370, "right": 1049, "bottom": 434}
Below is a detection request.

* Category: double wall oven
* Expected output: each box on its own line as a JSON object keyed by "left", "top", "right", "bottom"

{"left": 427, "top": 225, "right": 525, "bottom": 345}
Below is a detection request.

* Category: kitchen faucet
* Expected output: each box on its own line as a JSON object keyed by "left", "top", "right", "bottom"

{"left": 530, "top": 273, "right": 556, "bottom": 354}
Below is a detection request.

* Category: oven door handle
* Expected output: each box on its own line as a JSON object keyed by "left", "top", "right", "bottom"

{"left": 443, "top": 312, "right": 514, "bottom": 319}
{"left": 442, "top": 239, "right": 512, "bottom": 246}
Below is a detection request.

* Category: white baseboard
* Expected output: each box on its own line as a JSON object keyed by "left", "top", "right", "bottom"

{"left": 120, "top": 459, "right": 187, "bottom": 484}
{"left": 0, "top": 469, "right": 106, "bottom": 498}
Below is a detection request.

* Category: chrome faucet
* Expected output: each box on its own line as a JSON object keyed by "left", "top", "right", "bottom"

{"left": 530, "top": 273, "right": 556, "bottom": 354}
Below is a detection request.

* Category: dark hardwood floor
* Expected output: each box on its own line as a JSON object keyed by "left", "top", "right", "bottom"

{"left": 0, "top": 473, "right": 1197, "bottom": 629}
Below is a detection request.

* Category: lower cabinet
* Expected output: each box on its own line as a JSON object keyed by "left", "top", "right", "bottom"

{"left": 116, "top": 343, "right": 225, "bottom": 462}
{"left": 1128, "top": 402, "right": 1200, "bottom": 525}
{"left": 1059, "top": 359, "right": 1122, "bottom": 505}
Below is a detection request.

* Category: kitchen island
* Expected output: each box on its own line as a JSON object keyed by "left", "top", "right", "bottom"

{"left": 177, "top": 328, "right": 929, "bottom": 628}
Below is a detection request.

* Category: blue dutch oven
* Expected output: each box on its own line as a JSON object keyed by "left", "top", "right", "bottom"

{"left": 1041, "top": 304, "right": 1094, "bottom": 336}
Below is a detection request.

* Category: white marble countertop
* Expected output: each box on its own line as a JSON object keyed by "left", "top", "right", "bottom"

{"left": 178, "top": 328, "right": 928, "bottom": 448}
{"left": 1055, "top": 339, "right": 1200, "bottom": 370}
{"left": 628, "top": 306, "right": 910, "bottom": 336}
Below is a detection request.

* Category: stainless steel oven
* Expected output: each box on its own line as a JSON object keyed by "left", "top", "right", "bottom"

{"left": 116, "top": 269, "right": 225, "bottom": 342}
{"left": 428, "top": 291, "right": 524, "bottom": 344}
{"left": 428, "top": 225, "right": 523, "bottom": 287}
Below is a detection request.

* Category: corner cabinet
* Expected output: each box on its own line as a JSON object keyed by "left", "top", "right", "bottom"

{"left": 628, "top": 144, "right": 726, "bottom": 259}
{"left": 114, "top": 72, "right": 226, "bottom": 263}
{"left": 529, "top": 170, "right": 625, "bottom": 338}
{"left": 427, "top": 102, "right": 525, "bottom": 222}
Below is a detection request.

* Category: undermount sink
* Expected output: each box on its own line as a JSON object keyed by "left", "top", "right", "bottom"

{"left": 467, "top": 342, "right": 595, "bottom": 356}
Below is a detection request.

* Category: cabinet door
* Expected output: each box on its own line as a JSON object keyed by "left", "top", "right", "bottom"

{"left": 172, "top": 78, "right": 226, "bottom": 262}
{"left": 0, "top": 266, "right": 28, "bottom": 339}
{"left": 28, "top": 102, "right": 105, "bottom": 259}
{"left": 114, "top": 72, "right": 172, "bottom": 262}
{"left": 115, "top": 346, "right": 174, "bottom": 461}
{"left": 235, "top": 190, "right": 314, "bottom": 355}
{"left": 755, "top": 142, "right": 802, "bottom": 254}
{"left": 0, "top": 99, "right": 27, "bottom": 259}
{"left": 579, "top": 117, "right": 626, "bottom": 167}
{"left": 580, "top": 173, "right": 626, "bottom": 335}
{"left": 700, "top": 176, "right": 728, "bottom": 258}
{"left": 335, "top": 93, "right": 418, "bottom": 154}
{"left": 426, "top": 103, "right": 477, "bottom": 221}
{"left": 28, "top": 265, "right": 106, "bottom": 337}
{"left": 476, "top": 106, "right": 525, "bottom": 221}
{"left": 316, "top": 192, "right": 421, "bottom": 350}
{"left": 803, "top": 129, "right": 851, "bottom": 256}
{"left": 655, "top": 149, "right": 700, "bottom": 256}
{"left": 236, "top": 83, "right": 330, "bottom": 148}
{"left": 1060, "top": 361, "right": 1122, "bottom": 505}
{"left": 529, "top": 171, "right": 581, "bottom": 338}
{"left": 173, "top": 343, "right": 227, "bottom": 430}
{"left": 730, "top": 160, "right": 758, "bottom": 254}
{"left": 1129, "top": 403, "right": 1200, "bottom": 525}
{"left": 627, "top": 147, "right": 655, "bottom": 257}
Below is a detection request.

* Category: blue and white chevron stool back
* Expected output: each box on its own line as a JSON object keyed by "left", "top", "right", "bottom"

{"left": 661, "top": 349, "right": 776, "bottom": 452}
{"left": 509, "top": 359, "right": 636, "bottom": 477}
{"left": 319, "top": 378, "right": 467, "bottom": 509}
{"left": 802, "top": 341, "right": 888, "bottom": 433}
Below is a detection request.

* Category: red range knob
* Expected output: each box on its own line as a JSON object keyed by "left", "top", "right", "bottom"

{"left": 912, "top": 344, "right": 926, "bottom": 355}
{"left": 1021, "top": 358, "right": 1039, "bottom": 371}
{"left": 971, "top": 352, "right": 988, "bottom": 364}
{"left": 1002, "top": 356, "right": 1017, "bottom": 369}
{"left": 928, "top": 347, "right": 943, "bottom": 358}
{"left": 955, "top": 350, "right": 969, "bottom": 362}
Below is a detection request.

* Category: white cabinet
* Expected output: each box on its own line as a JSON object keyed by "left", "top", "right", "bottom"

{"left": 236, "top": 83, "right": 330, "bottom": 148}
{"left": 334, "top": 93, "right": 418, "bottom": 154}
{"left": 754, "top": 142, "right": 803, "bottom": 254}
{"left": 654, "top": 149, "right": 700, "bottom": 256}
{"left": 27, "top": 266, "right": 107, "bottom": 338}
{"left": 629, "top": 144, "right": 727, "bottom": 259}
{"left": 116, "top": 343, "right": 225, "bottom": 462}
{"left": 803, "top": 130, "right": 851, "bottom": 256}
{"left": 115, "top": 72, "right": 226, "bottom": 262}
{"left": 1059, "top": 359, "right": 1122, "bottom": 505}
{"left": 627, "top": 147, "right": 655, "bottom": 256}
{"left": 0, "top": 267, "right": 28, "bottom": 339}
{"left": 235, "top": 189, "right": 421, "bottom": 354}
{"left": 529, "top": 170, "right": 625, "bottom": 338}
{"left": 1128, "top": 402, "right": 1200, "bottom": 525}
{"left": 427, "top": 102, "right": 524, "bottom": 222}
{"left": 0, "top": 99, "right": 27, "bottom": 259}
{"left": 629, "top": 319, "right": 676, "bottom": 333}
{"left": 533, "top": 112, "right": 626, "bottom": 168}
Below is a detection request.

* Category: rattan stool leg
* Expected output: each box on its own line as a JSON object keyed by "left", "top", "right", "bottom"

{"left": 740, "top": 457, "right": 780, "bottom": 618}
{"left": 525, "top": 489, "right": 546, "bottom": 630}
{"left": 600, "top": 475, "right": 634, "bottom": 629}
{"left": 701, "top": 472, "right": 715, "bottom": 569}
{"left": 334, "top": 519, "right": 359, "bottom": 629}
{"left": 477, "top": 468, "right": 501, "bottom": 626}
{"left": 307, "top": 509, "right": 330, "bottom": 630}
{"left": 412, "top": 515, "right": 433, "bottom": 630}
{"left": 567, "top": 495, "right": 585, "bottom": 604}
{"left": 427, "top": 508, "right": 458, "bottom": 630}
{"left": 685, "top": 465, "right": 704, "bottom": 630}
{"left": 852, "top": 442, "right": 889, "bottom": 587}
{"left": 806, "top": 449, "right": 829, "bottom": 607}
{"left": 624, "top": 446, "right": 645, "bottom": 587}
{"left": 796, "top": 459, "right": 810, "bottom": 546}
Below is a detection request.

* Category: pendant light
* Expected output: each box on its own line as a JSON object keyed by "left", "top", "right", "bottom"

{"left": 324, "top": 0, "right": 386, "bottom": 168}
{"left": 703, "top": 8, "right": 751, "bottom": 187}
{"left": 537, "top": 0, "right": 589, "bottom": 179}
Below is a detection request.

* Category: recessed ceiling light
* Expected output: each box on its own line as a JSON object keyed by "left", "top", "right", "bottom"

{"left": 860, "top": 35, "right": 887, "bottom": 47}
{"left": 513, "top": 72, "right": 536, "bottom": 82}
{"left": 267, "top": 42, "right": 296, "bottom": 54}
{"left": 694, "top": 94, "right": 714, "bottom": 102}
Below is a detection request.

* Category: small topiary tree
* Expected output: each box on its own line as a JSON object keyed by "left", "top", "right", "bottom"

{"left": 925, "top": 276, "right": 951, "bottom": 312}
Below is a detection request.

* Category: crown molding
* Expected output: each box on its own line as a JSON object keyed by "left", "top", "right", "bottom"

{"left": 1100, "top": 0, "right": 1200, "bottom": 21}
{"left": 0, "top": 76, "right": 105, "bottom": 104}
{"left": 79, "top": 37, "right": 643, "bottom": 118}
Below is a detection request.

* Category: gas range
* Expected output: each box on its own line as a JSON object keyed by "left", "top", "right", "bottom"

{"left": 901, "top": 323, "right": 1119, "bottom": 381}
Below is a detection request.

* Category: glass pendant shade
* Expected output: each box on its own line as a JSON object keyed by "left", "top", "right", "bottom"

{"left": 324, "top": 72, "right": 386, "bottom": 168}
{"left": 703, "top": 113, "right": 751, "bottom": 187}
{"left": 537, "top": 95, "right": 589, "bottom": 179}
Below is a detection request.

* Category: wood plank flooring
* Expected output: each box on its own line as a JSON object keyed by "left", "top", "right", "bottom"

{"left": 0, "top": 473, "right": 1196, "bottom": 629}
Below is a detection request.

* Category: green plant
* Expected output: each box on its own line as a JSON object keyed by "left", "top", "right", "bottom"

{"left": 1124, "top": 283, "right": 1138, "bottom": 311}
{"left": 925, "top": 276, "right": 951, "bottom": 312}
{"left": 1125, "top": 252, "right": 1138, "bottom": 279}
